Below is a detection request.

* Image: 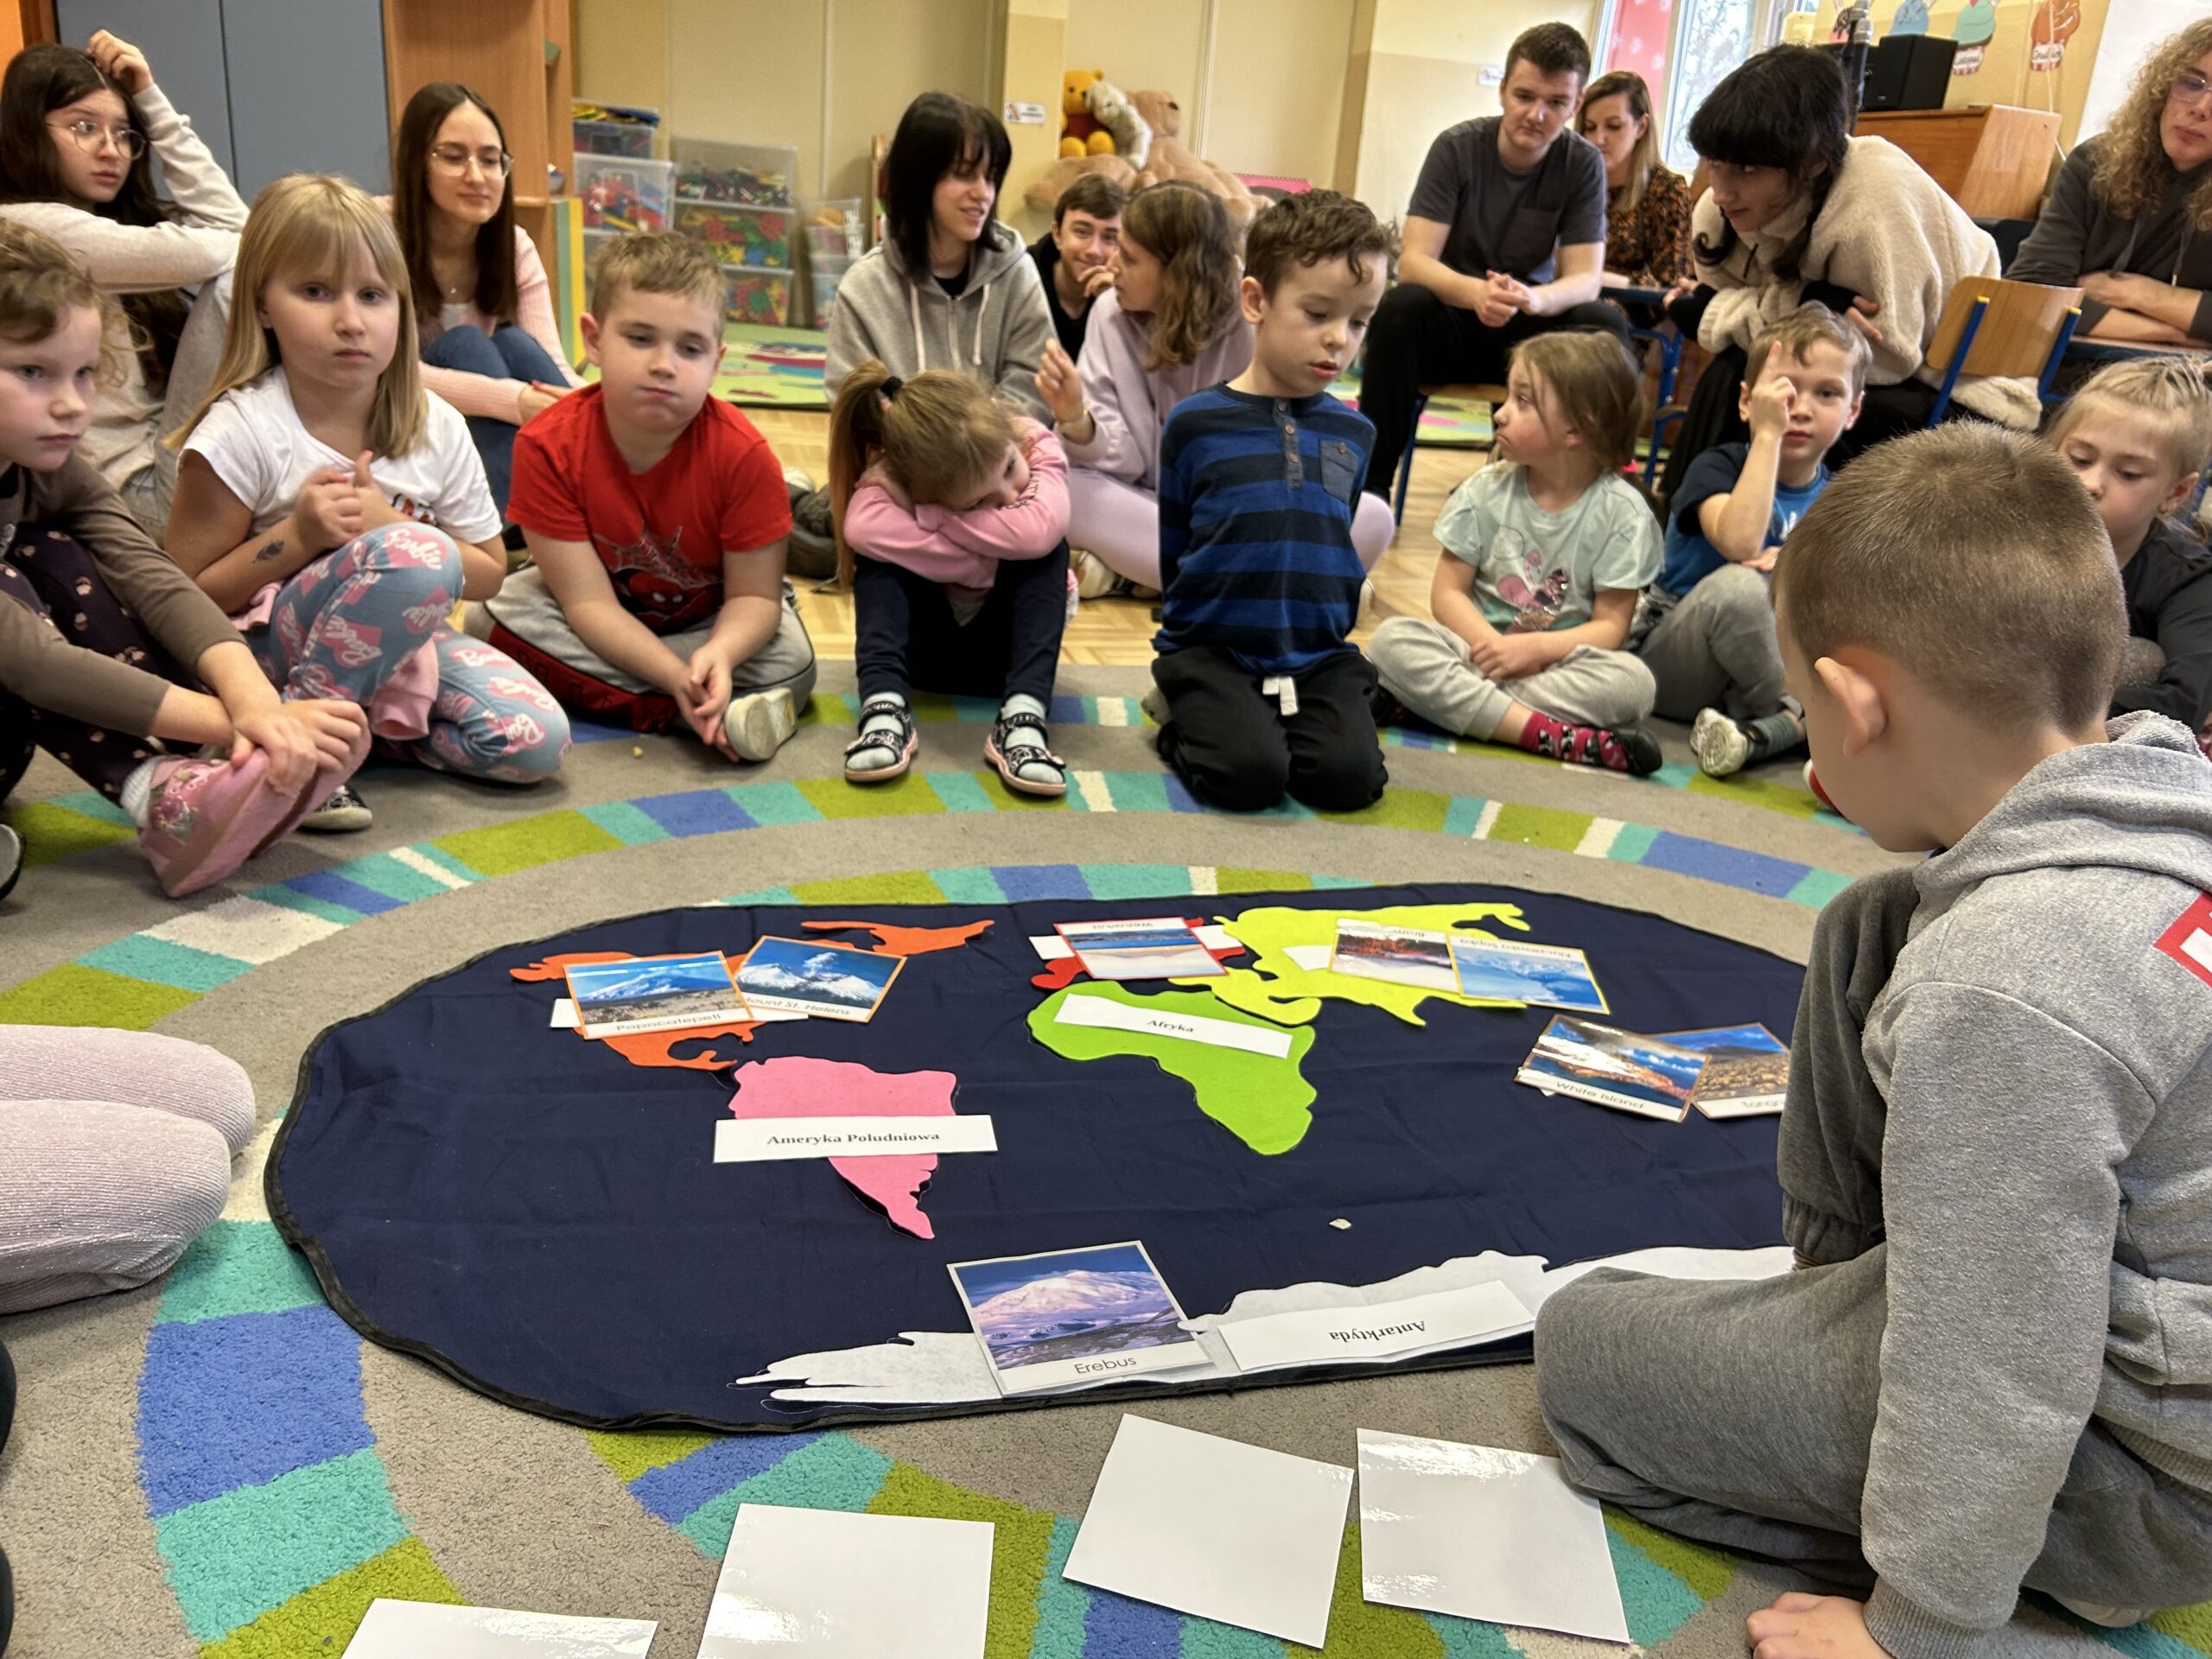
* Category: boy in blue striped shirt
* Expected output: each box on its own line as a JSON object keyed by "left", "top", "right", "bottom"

{"left": 1151, "top": 190, "right": 1395, "bottom": 811}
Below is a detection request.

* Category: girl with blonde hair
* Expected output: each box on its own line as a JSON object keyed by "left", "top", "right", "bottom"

{"left": 829, "top": 358, "right": 1071, "bottom": 794}
{"left": 2012, "top": 16, "right": 2212, "bottom": 346}
{"left": 1038, "top": 180, "right": 1395, "bottom": 593}
{"left": 165, "top": 174, "right": 565, "bottom": 831}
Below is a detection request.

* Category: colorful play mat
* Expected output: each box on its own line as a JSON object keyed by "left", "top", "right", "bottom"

{"left": 269, "top": 882, "right": 1796, "bottom": 1431}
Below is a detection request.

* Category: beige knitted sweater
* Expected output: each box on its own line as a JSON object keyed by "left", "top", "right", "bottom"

{"left": 1691, "top": 136, "right": 2039, "bottom": 430}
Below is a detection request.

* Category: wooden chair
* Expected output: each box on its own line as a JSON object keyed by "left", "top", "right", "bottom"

{"left": 1390, "top": 382, "right": 1508, "bottom": 524}
{"left": 1921, "top": 276, "right": 2085, "bottom": 423}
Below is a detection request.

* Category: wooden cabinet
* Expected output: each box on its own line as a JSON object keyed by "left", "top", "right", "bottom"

{"left": 381, "top": 0, "right": 574, "bottom": 273}
{"left": 1855, "top": 105, "right": 2062, "bottom": 222}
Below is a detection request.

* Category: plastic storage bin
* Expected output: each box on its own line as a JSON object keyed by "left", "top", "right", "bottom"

{"left": 804, "top": 198, "right": 866, "bottom": 259}
{"left": 810, "top": 252, "right": 855, "bottom": 327}
{"left": 671, "top": 137, "right": 798, "bottom": 209}
{"left": 673, "top": 200, "right": 791, "bottom": 270}
{"left": 723, "top": 268, "right": 793, "bottom": 327}
{"left": 573, "top": 118, "right": 654, "bottom": 158}
{"left": 575, "top": 155, "right": 673, "bottom": 233}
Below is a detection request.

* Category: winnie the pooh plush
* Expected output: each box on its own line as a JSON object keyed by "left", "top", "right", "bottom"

{"left": 1060, "top": 68, "right": 1107, "bottom": 161}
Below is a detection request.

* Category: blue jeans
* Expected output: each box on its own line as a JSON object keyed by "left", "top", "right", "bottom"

{"left": 420, "top": 325, "right": 566, "bottom": 512}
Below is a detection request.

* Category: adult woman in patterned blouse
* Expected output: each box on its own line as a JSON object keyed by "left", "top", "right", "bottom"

{"left": 1578, "top": 71, "right": 1693, "bottom": 289}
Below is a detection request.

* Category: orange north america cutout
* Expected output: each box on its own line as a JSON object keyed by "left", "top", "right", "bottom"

{"left": 510, "top": 950, "right": 762, "bottom": 1069}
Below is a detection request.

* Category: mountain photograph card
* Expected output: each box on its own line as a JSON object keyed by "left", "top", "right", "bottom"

{"left": 946, "top": 1242, "right": 1209, "bottom": 1395}
{"left": 1054, "top": 917, "right": 1225, "bottom": 981}
{"left": 734, "top": 936, "right": 905, "bottom": 1022}
{"left": 1662, "top": 1024, "right": 1792, "bottom": 1117}
{"left": 1516, "top": 1016, "right": 1708, "bottom": 1122}
{"left": 1330, "top": 919, "right": 1460, "bottom": 992}
{"left": 563, "top": 952, "right": 751, "bottom": 1040}
{"left": 1446, "top": 938, "right": 1607, "bottom": 1014}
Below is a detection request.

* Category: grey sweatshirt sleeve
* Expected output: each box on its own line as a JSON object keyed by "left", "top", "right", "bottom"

{"left": 1857, "top": 980, "right": 2150, "bottom": 1657}
{"left": 993, "top": 257, "right": 1053, "bottom": 422}
{"left": 2010, "top": 149, "right": 2108, "bottom": 333}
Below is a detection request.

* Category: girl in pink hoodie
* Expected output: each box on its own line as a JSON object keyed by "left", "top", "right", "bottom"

{"left": 830, "top": 359, "right": 1072, "bottom": 796}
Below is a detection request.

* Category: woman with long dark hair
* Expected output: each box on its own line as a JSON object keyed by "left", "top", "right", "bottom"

{"left": 387, "top": 82, "right": 585, "bottom": 513}
{"left": 0, "top": 31, "right": 243, "bottom": 537}
{"left": 1656, "top": 46, "right": 2031, "bottom": 501}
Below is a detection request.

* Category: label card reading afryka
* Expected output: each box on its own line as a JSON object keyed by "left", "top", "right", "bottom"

{"left": 1052, "top": 992, "right": 1293, "bottom": 1058}
{"left": 1215, "top": 1282, "right": 1534, "bottom": 1375}
{"left": 715, "top": 1115, "right": 998, "bottom": 1162}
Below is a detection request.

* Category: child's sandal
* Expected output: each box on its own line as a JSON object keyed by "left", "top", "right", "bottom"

{"left": 985, "top": 714, "right": 1067, "bottom": 798}
{"left": 842, "top": 696, "right": 918, "bottom": 784}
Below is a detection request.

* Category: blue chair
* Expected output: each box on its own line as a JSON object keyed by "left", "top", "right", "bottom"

{"left": 1922, "top": 277, "right": 2085, "bottom": 425}
{"left": 1390, "top": 381, "right": 1507, "bottom": 524}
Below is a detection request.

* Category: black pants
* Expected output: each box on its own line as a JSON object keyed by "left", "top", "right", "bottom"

{"left": 1655, "top": 345, "right": 1946, "bottom": 507}
{"left": 0, "top": 529, "right": 180, "bottom": 804}
{"left": 851, "top": 543, "right": 1070, "bottom": 707}
{"left": 1, "top": 1334, "right": 12, "bottom": 1657}
{"left": 1153, "top": 645, "right": 1387, "bottom": 813}
{"left": 1360, "top": 283, "right": 1631, "bottom": 495}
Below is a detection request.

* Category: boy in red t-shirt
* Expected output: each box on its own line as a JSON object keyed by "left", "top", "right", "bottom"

{"left": 475, "top": 233, "right": 815, "bottom": 758}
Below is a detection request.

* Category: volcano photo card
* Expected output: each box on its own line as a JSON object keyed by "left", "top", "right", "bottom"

{"left": 947, "top": 1241, "right": 1210, "bottom": 1395}
{"left": 563, "top": 952, "right": 751, "bottom": 1040}
{"left": 734, "top": 936, "right": 905, "bottom": 1021}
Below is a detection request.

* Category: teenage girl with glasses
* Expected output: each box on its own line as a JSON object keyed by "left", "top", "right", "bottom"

{"left": 2012, "top": 15, "right": 2212, "bottom": 349}
{"left": 386, "top": 82, "right": 586, "bottom": 514}
{"left": 0, "top": 32, "right": 245, "bottom": 538}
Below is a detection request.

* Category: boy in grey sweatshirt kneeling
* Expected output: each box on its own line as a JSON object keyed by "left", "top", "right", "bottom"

{"left": 1535, "top": 423, "right": 2212, "bottom": 1659}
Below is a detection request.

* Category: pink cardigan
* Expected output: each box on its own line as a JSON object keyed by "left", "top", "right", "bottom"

{"left": 379, "top": 200, "right": 587, "bottom": 424}
{"left": 843, "top": 422, "right": 1070, "bottom": 602}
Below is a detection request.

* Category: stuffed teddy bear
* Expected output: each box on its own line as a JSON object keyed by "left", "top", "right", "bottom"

{"left": 1084, "top": 79, "right": 1151, "bottom": 171}
{"left": 1130, "top": 89, "right": 1257, "bottom": 232}
{"left": 1060, "top": 68, "right": 1107, "bottom": 161}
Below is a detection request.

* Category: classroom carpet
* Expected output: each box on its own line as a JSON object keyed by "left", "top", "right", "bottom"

{"left": 0, "top": 664, "right": 2191, "bottom": 1659}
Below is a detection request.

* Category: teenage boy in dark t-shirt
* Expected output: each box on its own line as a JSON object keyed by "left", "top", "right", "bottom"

{"left": 1027, "top": 175, "right": 1125, "bottom": 362}
{"left": 1359, "top": 22, "right": 1628, "bottom": 497}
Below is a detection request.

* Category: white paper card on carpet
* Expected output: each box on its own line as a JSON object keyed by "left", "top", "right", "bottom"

{"left": 342, "top": 1599, "right": 656, "bottom": 1657}
{"left": 1063, "top": 1414, "right": 1353, "bottom": 1647}
{"left": 715, "top": 1115, "right": 998, "bottom": 1162}
{"left": 698, "top": 1503, "right": 993, "bottom": 1658}
{"left": 1052, "top": 993, "right": 1292, "bottom": 1058}
{"left": 550, "top": 998, "right": 804, "bottom": 1030}
{"left": 1216, "top": 1281, "right": 1533, "bottom": 1374}
{"left": 1355, "top": 1430, "right": 1630, "bottom": 1644}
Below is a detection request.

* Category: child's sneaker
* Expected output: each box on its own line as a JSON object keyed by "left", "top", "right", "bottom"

{"left": 1690, "top": 706, "right": 1751, "bottom": 777}
{"left": 1071, "top": 549, "right": 1128, "bottom": 600}
{"left": 139, "top": 753, "right": 338, "bottom": 898}
{"left": 301, "top": 782, "right": 372, "bottom": 833}
{"left": 723, "top": 688, "right": 798, "bottom": 762}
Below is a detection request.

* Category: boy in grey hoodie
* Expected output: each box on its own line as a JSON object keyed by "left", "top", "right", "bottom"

{"left": 1535, "top": 423, "right": 2212, "bottom": 1659}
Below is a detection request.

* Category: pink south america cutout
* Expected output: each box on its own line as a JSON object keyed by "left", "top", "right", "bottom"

{"left": 726, "top": 1056, "right": 962, "bottom": 1239}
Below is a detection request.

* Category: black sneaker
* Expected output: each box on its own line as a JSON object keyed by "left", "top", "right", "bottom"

{"left": 1614, "top": 725, "right": 1665, "bottom": 777}
{"left": 300, "top": 782, "right": 372, "bottom": 834}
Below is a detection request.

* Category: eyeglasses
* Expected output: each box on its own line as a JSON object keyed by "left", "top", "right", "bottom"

{"left": 428, "top": 145, "right": 513, "bottom": 178}
{"left": 47, "top": 118, "right": 143, "bottom": 160}
{"left": 2171, "top": 72, "right": 2212, "bottom": 111}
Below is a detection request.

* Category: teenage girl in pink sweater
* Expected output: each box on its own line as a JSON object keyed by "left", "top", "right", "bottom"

{"left": 829, "top": 359, "right": 1071, "bottom": 797}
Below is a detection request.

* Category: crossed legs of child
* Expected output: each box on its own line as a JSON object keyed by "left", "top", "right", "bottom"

{"left": 421, "top": 324, "right": 568, "bottom": 514}
{"left": 1151, "top": 646, "right": 1387, "bottom": 813}
{"left": 0, "top": 1025, "right": 252, "bottom": 1315}
{"left": 471, "top": 565, "right": 816, "bottom": 759}
{"left": 257, "top": 522, "right": 569, "bottom": 785}
{"left": 846, "top": 543, "right": 1071, "bottom": 797}
{"left": 1632, "top": 564, "right": 1804, "bottom": 778}
{"left": 1067, "top": 470, "right": 1395, "bottom": 594}
{"left": 1366, "top": 616, "right": 1662, "bottom": 774}
{"left": 1534, "top": 868, "right": 2212, "bottom": 1639}
{"left": 0, "top": 529, "right": 366, "bottom": 896}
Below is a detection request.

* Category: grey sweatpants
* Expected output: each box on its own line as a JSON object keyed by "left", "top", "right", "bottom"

{"left": 1367, "top": 615, "right": 1656, "bottom": 739}
{"left": 471, "top": 566, "right": 819, "bottom": 705}
{"left": 1535, "top": 868, "right": 2212, "bottom": 1629}
{"left": 0, "top": 1026, "right": 251, "bottom": 1314}
{"left": 1631, "top": 563, "right": 1787, "bottom": 722}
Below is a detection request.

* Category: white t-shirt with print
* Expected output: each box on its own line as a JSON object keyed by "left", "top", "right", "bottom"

{"left": 1434, "top": 462, "right": 1661, "bottom": 633}
{"left": 182, "top": 365, "right": 501, "bottom": 546}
